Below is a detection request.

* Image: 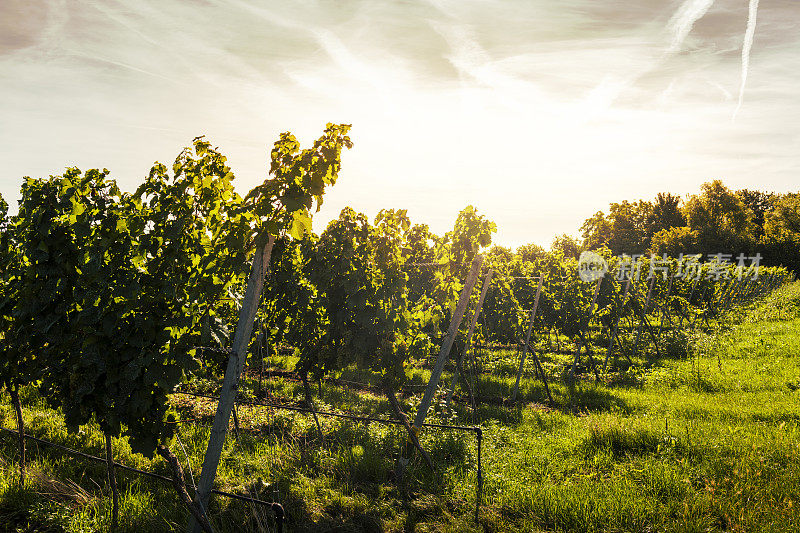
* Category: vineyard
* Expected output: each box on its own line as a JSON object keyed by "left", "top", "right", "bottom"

{"left": 0, "top": 129, "right": 797, "bottom": 532}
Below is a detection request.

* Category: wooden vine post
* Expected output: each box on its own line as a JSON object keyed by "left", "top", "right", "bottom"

{"left": 104, "top": 434, "right": 119, "bottom": 531}
{"left": 511, "top": 275, "right": 548, "bottom": 403}
{"left": 748, "top": 277, "right": 759, "bottom": 299}
{"left": 691, "top": 284, "right": 709, "bottom": 328}
{"left": 570, "top": 277, "right": 603, "bottom": 381}
{"left": 633, "top": 275, "right": 655, "bottom": 355}
{"left": 395, "top": 254, "right": 484, "bottom": 482}
{"left": 678, "top": 279, "right": 698, "bottom": 329}
{"left": 632, "top": 275, "right": 661, "bottom": 358}
{"left": 725, "top": 278, "right": 745, "bottom": 310}
{"left": 657, "top": 274, "right": 675, "bottom": 339}
{"left": 711, "top": 279, "right": 735, "bottom": 323}
{"left": 446, "top": 268, "right": 493, "bottom": 409}
{"left": 741, "top": 278, "right": 754, "bottom": 303}
{"left": 603, "top": 277, "right": 632, "bottom": 370}
{"left": 719, "top": 278, "right": 734, "bottom": 313}
{"left": 8, "top": 383, "right": 25, "bottom": 484}
{"left": 189, "top": 236, "right": 275, "bottom": 533}
{"left": 756, "top": 274, "right": 767, "bottom": 295}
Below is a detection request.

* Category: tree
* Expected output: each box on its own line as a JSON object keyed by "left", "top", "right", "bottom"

{"left": 763, "top": 193, "right": 800, "bottom": 243}
{"left": 516, "top": 242, "right": 547, "bottom": 263}
{"left": 487, "top": 245, "right": 513, "bottom": 263}
{"left": 580, "top": 211, "right": 613, "bottom": 250}
{"left": 737, "top": 189, "right": 776, "bottom": 241}
{"left": 551, "top": 233, "right": 581, "bottom": 259}
{"left": 684, "top": 180, "right": 752, "bottom": 252}
{"left": 648, "top": 192, "right": 685, "bottom": 235}
{"left": 762, "top": 193, "right": 800, "bottom": 274}
{"left": 607, "top": 200, "right": 653, "bottom": 254}
{"left": 579, "top": 199, "right": 655, "bottom": 254}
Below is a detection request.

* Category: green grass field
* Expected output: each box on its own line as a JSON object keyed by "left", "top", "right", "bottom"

{"left": 2, "top": 282, "right": 800, "bottom": 532}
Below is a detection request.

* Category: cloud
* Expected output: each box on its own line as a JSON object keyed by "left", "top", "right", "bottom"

{"left": 667, "top": 0, "right": 716, "bottom": 53}
{"left": 0, "top": 0, "right": 798, "bottom": 247}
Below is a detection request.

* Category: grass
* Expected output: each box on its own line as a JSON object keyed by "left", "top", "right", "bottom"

{"left": 1, "top": 282, "right": 800, "bottom": 531}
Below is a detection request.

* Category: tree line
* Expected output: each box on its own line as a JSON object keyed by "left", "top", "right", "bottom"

{"left": 540, "top": 181, "right": 799, "bottom": 273}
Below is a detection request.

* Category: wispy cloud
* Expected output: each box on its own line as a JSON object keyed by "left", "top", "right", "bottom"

{"left": 667, "top": 0, "right": 716, "bottom": 53}
{"left": 0, "top": 0, "right": 797, "bottom": 247}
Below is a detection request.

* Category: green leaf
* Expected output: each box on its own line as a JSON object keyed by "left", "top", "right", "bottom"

{"left": 289, "top": 210, "right": 313, "bottom": 240}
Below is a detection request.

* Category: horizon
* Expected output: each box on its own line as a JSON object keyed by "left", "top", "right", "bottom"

{"left": 1, "top": 0, "right": 798, "bottom": 248}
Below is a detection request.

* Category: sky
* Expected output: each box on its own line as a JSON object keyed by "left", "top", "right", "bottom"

{"left": 1, "top": 0, "right": 798, "bottom": 248}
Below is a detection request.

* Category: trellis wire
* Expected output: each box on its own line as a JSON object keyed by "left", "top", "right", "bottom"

{"left": 0, "top": 426, "right": 285, "bottom": 526}
{"left": 171, "top": 389, "right": 484, "bottom": 520}
{"left": 173, "top": 390, "right": 480, "bottom": 432}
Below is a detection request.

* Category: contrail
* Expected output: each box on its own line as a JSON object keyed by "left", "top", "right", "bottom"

{"left": 583, "top": 0, "right": 716, "bottom": 115}
{"left": 733, "top": 0, "right": 760, "bottom": 121}
{"left": 667, "top": 0, "right": 716, "bottom": 53}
